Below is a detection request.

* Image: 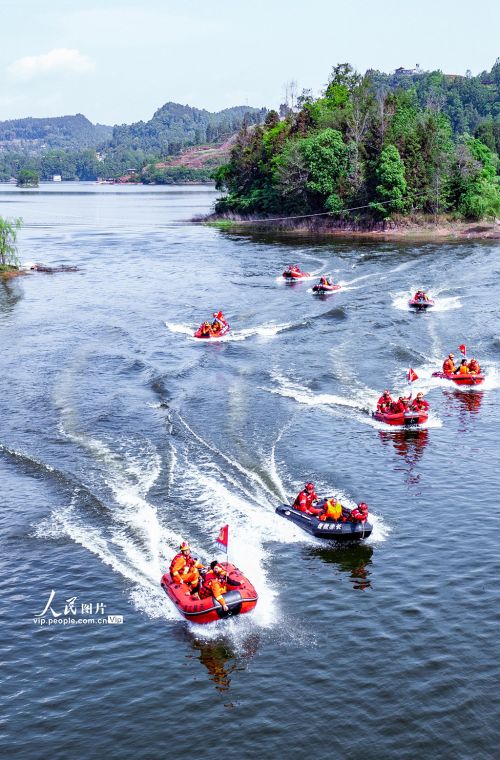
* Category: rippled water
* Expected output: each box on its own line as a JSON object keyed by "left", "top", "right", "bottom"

{"left": 1, "top": 183, "right": 499, "bottom": 759}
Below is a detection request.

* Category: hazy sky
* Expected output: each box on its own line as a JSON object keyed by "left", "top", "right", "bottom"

{"left": 0, "top": 0, "right": 498, "bottom": 125}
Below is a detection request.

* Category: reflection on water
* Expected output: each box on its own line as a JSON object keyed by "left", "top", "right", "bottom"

{"left": 378, "top": 429, "right": 429, "bottom": 464}
{"left": 185, "top": 633, "right": 260, "bottom": 693}
{"left": 307, "top": 544, "right": 374, "bottom": 590}
{"left": 441, "top": 389, "right": 484, "bottom": 434}
{"left": 444, "top": 389, "right": 484, "bottom": 422}
{"left": 0, "top": 278, "right": 23, "bottom": 315}
{"left": 378, "top": 429, "right": 429, "bottom": 485}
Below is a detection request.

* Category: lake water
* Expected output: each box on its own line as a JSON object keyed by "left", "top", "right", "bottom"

{"left": 1, "top": 183, "right": 499, "bottom": 759}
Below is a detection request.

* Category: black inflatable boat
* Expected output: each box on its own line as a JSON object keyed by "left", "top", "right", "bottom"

{"left": 275, "top": 503, "right": 372, "bottom": 541}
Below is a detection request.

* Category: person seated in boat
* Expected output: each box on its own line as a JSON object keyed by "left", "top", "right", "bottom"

{"left": 391, "top": 396, "right": 409, "bottom": 414}
{"left": 350, "top": 502, "right": 369, "bottom": 523}
{"left": 377, "top": 390, "right": 392, "bottom": 412}
{"left": 410, "top": 392, "right": 429, "bottom": 412}
{"left": 413, "top": 290, "right": 429, "bottom": 302}
{"left": 200, "top": 321, "right": 212, "bottom": 337}
{"left": 442, "top": 353, "right": 455, "bottom": 374}
{"left": 456, "top": 359, "right": 470, "bottom": 375}
{"left": 199, "top": 561, "right": 241, "bottom": 612}
{"left": 170, "top": 542, "right": 204, "bottom": 595}
{"left": 211, "top": 311, "right": 226, "bottom": 331}
{"left": 319, "top": 497, "right": 343, "bottom": 521}
{"left": 293, "top": 482, "right": 322, "bottom": 515}
{"left": 468, "top": 358, "right": 481, "bottom": 374}
{"left": 319, "top": 276, "right": 332, "bottom": 287}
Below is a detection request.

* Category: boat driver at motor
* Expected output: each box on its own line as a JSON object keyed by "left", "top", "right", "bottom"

{"left": 170, "top": 542, "right": 204, "bottom": 595}
{"left": 410, "top": 392, "right": 429, "bottom": 412}
{"left": 199, "top": 561, "right": 241, "bottom": 612}
{"left": 293, "top": 482, "right": 322, "bottom": 515}
{"left": 468, "top": 358, "right": 481, "bottom": 374}
{"left": 350, "top": 502, "right": 369, "bottom": 523}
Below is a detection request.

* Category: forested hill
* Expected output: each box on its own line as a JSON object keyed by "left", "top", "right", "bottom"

{"left": 215, "top": 61, "right": 500, "bottom": 222}
{"left": 0, "top": 114, "right": 112, "bottom": 153}
{"left": 108, "top": 102, "right": 267, "bottom": 156}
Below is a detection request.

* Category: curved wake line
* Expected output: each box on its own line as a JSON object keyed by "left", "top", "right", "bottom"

{"left": 266, "top": 372, "right": 443, "bottom": 430}
{"left": 177, "top": 413, "right": 284, "bottom": 501}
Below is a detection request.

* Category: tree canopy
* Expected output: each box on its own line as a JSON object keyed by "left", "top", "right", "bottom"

{"left": 0, "top": 216, "right": 22, "bottom": 268}
{"left": 215, "top": 61, "right": 500, "bottom": 221}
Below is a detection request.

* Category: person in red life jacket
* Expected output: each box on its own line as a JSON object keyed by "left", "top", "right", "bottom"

{"left": 350, "top": 502, "right": 369, "bottom": 523}
{"left": 413, "top": 290, "right": 429, "bottom": 302}
{"left": 377, "top": 390, "right": 392, "bottom": 412}
{"left": 442, "top": 353, "right": 455, "bottom": 374}
{"left": 199, "top": 561, "right": 241, "bottom": 612}
{"left": 391, "top": 396, "right": 409, "bottom": 414}
{"left": 169, "top": 542, "right": 204, "bottom": 595}
{"left": 411, "top": 392, "right": 429, "bottom": 412}
{"left": 293, "top": 482, "right": 322, "bottom": 515}
{"left": 319, "top": 276, "right": 333, "bottom": 287}
{"left": 456, "top": 358, "right": 470, "bottom": 375}
{"left": 468, "top": 358, "right": 481, "bottom": 374}
{"left": 200, "top": 321, "right": 212, "bottom": 337}
{"left": 211, "top": 311, "right": 226, "bottom": 332}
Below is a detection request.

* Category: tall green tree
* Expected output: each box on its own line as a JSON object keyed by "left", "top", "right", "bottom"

{"left": 0, "top": 216, "right": 23, "bottom": 267}
{"left": 369, "top": 145, "right": 407, "bottom": 217}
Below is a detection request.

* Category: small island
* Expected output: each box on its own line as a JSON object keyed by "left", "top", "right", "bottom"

{"left": 16, "top": 169, "right": 39, "bottom": 188}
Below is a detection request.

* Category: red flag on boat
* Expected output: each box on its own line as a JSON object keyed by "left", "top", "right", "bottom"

{"left": 459, "top": 344, "right": 467, "bottom": 356}
{"left": 217, "top": 524, "right": 229, "bottom": 548}
{"left": 407, "top": 368, "right": 418, "bottom": 382}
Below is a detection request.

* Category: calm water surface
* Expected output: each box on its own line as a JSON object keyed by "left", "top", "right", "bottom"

{"left": 1, "top": 183, "right": 499, "bottom": 759}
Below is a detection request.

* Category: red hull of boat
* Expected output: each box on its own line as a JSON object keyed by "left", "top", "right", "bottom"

{"left": 193, "top": 323, "right": 230, "bottom": 339}
{"left": 372, "top": 410, "right": 428, "bottom": 426}
{"left": 432, "top": 371, "right": 484, "bottom": 386}
{"left": 409, "top": 298, "right": 434, "bottom": 309}
{"left": 283, "top": 270, "right": 310, "bottom": 280}
{"left": 161, "top": 562, "right": 258, "bottom": 624}
{"left": 312, "top": 284, "right": 341, "bottom": 293}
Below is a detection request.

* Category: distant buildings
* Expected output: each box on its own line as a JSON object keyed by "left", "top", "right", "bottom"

{"left": 394, "top": 64, "right": 423, "bottom": 76}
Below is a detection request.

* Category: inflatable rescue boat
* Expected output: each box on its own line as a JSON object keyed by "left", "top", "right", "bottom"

{"left": 432, "top": 371, "right": 484, "bottom": 386}
{"left": 372, "top": 409, "right": 428, "bottom": 426}
{"left": 275, "top": 503, "right": 372, "bottom": 541}
{"left": 193, "top": 322, "right": 230, "bottom": 339}
{"left": 408, "top": 297, "right": 434, "bottom": 310}
{"left": 283, "top": 267, "right": 310, "bottom": 280}
{"left": 312, "top": 283, "right": 341, "bottom": 294}
{"left": 161, "top": 562, "right": 258, "bottom": 624}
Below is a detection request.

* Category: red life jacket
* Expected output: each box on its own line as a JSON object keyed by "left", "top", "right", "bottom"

{"left": 377, "top": 394, "right": 392, "bottom": 410}
{"left": 350, "top": 507, "right": 367, "bottom": 523}
{"left": 293, "top": 489, "right": 318, "bottom": 512}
